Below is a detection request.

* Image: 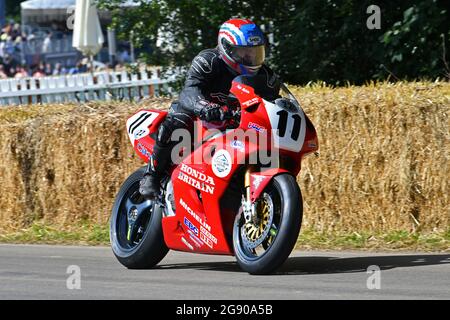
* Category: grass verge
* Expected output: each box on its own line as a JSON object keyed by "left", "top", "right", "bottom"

{"left": 0, "top": 222, "right": 109, "bottom": 246}
{"left": 0, "top": 222, "right": 449, "bottom": 252}
{"left": 296, "top": 228, "right": 450, "bottom": 252}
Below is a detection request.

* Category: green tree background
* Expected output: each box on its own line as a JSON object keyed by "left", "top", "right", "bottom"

{"left": 99, "top": 0, "right": 449, "bottom": 85}
{"left": 5, "top": 0, "right": 22, "bottom": 21}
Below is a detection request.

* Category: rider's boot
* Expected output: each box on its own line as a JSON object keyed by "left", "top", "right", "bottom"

{"left": 139, "top": 143, "right": 171, "bottom": 200}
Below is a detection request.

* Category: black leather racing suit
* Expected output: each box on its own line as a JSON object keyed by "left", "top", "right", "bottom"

{"left": 147, "top": 47, "right": 280, "bottom": 176}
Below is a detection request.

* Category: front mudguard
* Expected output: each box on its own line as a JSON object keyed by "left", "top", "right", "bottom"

{"left": 248, "top": 168, "right": 291, "bottom": 202}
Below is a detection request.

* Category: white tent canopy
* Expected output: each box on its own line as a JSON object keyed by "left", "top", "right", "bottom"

{"left": 21, "top": 0, "right": 77, "bottom": 10}
{"left": 21, "top": 0, "right": 139, "bottom": 25}
{"left": 21, "top": 0, "right": 77, "bottom": 24}
{"left": 21, "top": 0, "right": 140, "bottom": 10}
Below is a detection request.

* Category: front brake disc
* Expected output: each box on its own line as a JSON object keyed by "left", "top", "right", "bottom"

{"left": 240, "top": 193, "right": 274, "bottom": 250}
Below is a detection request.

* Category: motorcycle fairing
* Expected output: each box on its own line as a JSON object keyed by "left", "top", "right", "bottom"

{"left": 249, "top": 169, "right": 290, "bottom": 202}
{"left": 126, "top": 109, "right": 168, "bottom": 162}
{"left": 162, "top": 124, "right": 281, "bottom": 254}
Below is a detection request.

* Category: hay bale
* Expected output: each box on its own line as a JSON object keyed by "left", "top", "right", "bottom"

{"left": 0, "top": 82, "right": 448, "bottom": 235}
{"left": 293, "top": 82, "right": 449, "bottom": 233}
{"left": 0, "top": 99, "right": 171, "bottom": 232}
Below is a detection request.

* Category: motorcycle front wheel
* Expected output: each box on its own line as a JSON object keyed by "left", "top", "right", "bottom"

{"left": 110, "top": 166, "right": 169, "bottom": 269}
{"left": 233, "top": 173, "right": 303, "bottom": 275}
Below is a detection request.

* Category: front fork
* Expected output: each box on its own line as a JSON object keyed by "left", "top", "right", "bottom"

{"left": 242, "top": 167, "right": 257, "bottom": 224}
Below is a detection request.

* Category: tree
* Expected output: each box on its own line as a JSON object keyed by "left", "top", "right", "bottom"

{"left": 97, "top": 0, "right": 450, "bottom": 85}
{"left": 380, "top": 0, "right": 450, "bottom": 80}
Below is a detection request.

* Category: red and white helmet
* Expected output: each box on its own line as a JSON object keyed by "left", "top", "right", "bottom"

{"left": 218, "top": 18, "right": 266, "bottom": 75}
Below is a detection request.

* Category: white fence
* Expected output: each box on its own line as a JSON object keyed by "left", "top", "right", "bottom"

{"left": 0, "top": 69, "right": 172, "bottom": 106}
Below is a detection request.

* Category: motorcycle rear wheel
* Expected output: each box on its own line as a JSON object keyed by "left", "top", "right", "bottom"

{"left": 233, "top": 173, "right": 302, "bottom": 275}
{"left": 110, "top": 166, "right": 169, "bottom": 269}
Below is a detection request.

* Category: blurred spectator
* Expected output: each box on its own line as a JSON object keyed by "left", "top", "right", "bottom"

{"left": 0, "top": 65, "right": 8, "bottom": 79}
{"left": 14, "top": 65, "right": 29, "bottom": 79}
{"left": 0, "top": 39, "right": 4, "bottom": 58}
{"left": 0, "top": 19, "right": 111, "bottom": 79}
{"left": 118, "top": 50, "right": 131, "bottom": 63}
{"left": 8, "top": 66, "right": 15, "bottom": 77}
{"left": 69, "top": 61, "right": 83, "bottom": 75}
{"left": 42, "top": 32, "right": 52, "bottom": 54}
{"left": 114, "top": 63, "right": 125, "bottom": 71}
{"left": 32, "top": 64, "right": 46, "bottom": 78}
{"left": 4, "top": 36, "right": 15, "bottom": 56}
{"left": 45, "top": 62, "right": 52, "bottom": 75}
{"left": 27, "top": 32, "right": 36, "bottom": 41}
{"left": 12, "top": 24, "right": 21, "bottom": 40}
{"left": 2, "top": 54, "right": 16, "bottom": 77}
{"left": 52, "top": 63, "right": 67, "bottom": 76}
{"left": 80, "top": 58, "right": 89, "bottom": 73}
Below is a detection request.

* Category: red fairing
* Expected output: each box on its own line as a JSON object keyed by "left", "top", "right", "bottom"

{"left": 249, "top": 169, "right": 290, "bottom": 202}
{"left": 164, "top": 130, "right": 263, "bottom": 254}
{"left": 126, "top": 78, "right": 318, "bottom": 255}
{"left": 126, "top": 109, "right": 167, "bottom": 163}
{"left": 230, "top": 82, "right": 262, "bottom": 110}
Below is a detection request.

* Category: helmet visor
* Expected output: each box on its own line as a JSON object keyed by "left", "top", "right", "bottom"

{"left": 229, "top": 45, "right": 265, "bottom": 67}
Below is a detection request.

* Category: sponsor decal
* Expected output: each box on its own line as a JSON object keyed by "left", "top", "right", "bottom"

{"left": 237, "top": 84, "right": 250, "bottom": 94}
{"left": 187, "top": 229, "right": 203, "bottom": 248}
{"left": 200, "top": 225, "right": 218, "bottom": 249}
{"left": 248, "top": 36, "right": 262, "bottom": 45}
{"left": 134, "top": 128, "right": 147, "bottom": 139}
{"left": 252, "top": 175, "right": 265, "bottom": 190}
{"left": 137, "top": 143, "right": 151, "bottom": 158}
{"left": 230, "top": 140, "right": 245, "bottom": 151}
{"left": 248, "top": 122, "right": 266, "bottom": 133}
{"left": 200, "top": 233, "right": 213, "bottom": 249}
{"left": 177, "top": 163, "right": 215, "bottom": 194}
{"left": 181, "top": 237, "right": 194, "bottom": 250}
{"left": 242, "top": 97, "right": 260, "bottom": 107}
{"left": 184, "top": 217, "right": 199, "bottom": 236}
{"left": 200, "top": 226, "right": 217, "bottom": 245}
{"left": 180, "top": 198, "right": 211, "bottom": 232}
{"left": 180, "top": 198, "right": 217, "bottom": 249}
{"left": 211, "top": 149, "right": 232, "bottom": 178}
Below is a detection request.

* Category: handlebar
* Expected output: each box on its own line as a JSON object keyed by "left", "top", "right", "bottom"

{"left": 222, "top": 107, "right": 241, "bottom": 121}
{"left": 197, "top": 105, "right": 241, "bottom": 125}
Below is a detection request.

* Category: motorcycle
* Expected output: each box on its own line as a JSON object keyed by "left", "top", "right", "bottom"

{"left": 110, "top": 74, "right": 319, "bottom": 274}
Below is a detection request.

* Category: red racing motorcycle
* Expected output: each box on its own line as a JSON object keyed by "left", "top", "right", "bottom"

{"left": 110, "top": 74, "right": 318, "bottom": 274}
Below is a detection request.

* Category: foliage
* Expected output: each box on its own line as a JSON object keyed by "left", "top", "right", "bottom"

{"left": 95, "top": 1, "right": 450, "bottom": 85}
{"left": 380, "top": 0, "right": 450, "bottom": 80}
{"left": 5, "top": 0, "right": 22, "bottom": 22}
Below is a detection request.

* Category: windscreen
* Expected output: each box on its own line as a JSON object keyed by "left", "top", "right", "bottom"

{"left": 232, "top": 74, "right": 280, "bottom": 101}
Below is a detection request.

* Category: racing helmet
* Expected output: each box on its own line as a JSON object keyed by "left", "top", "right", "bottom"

{"left": 218, "top": 18, "right": 266, "bottom": 75}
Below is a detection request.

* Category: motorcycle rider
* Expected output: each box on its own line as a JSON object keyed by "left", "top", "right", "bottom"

{"left": 139, "top": 18, "right": 280, "bottom": 199}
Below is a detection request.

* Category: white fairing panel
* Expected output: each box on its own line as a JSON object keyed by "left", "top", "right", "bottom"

{"left": 126, "top": 110, "right": 159, "bottom": 144}
{"left": 264, "top": 100, "right": 306, "bottom": 152}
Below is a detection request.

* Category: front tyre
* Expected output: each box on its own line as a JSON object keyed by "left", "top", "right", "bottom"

{"left": 110, "top": 166, "right": 169, "bottom": 269}
{"left": 233, "top": 174, "right": 302, "bottom": 275}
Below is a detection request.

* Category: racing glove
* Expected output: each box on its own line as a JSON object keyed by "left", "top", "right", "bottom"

{"left": 196, "top": 100, "right": 228, "bottom": 122}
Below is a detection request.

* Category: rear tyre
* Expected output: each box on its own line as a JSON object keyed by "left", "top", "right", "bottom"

{"left": 233, "top": 174, "right": 302, "bottom": 275}
{"left": 110, "top": 166, "right": 169, "bottom": 269}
